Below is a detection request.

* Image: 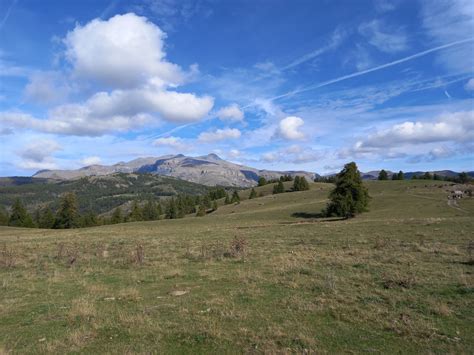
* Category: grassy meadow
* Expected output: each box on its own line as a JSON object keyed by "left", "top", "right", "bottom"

{"left": 0, "top": 180, "right": 473, "bottom": 354}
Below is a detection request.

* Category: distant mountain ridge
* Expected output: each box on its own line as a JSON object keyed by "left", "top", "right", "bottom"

{"left": 33, "top": 154, "right": 319, "bottom": 187}
{"left": 357, "top": 170, "right": 474, "bottom": 180}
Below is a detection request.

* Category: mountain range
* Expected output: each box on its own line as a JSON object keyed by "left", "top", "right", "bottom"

{"left": 33, "top": 154, "right": 319, "bottom": 187}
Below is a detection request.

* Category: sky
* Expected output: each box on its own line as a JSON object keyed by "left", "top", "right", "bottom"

{"left": 0, "top": 0, "right": 473, "bottom": 176}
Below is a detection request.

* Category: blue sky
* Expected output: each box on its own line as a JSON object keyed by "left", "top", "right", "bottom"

{"left": 0, "top": 0, "right": 473, "bottom": 176}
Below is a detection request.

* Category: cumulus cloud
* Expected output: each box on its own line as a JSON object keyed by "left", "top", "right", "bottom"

{"left": 340, "top": 110, "right": 474, "bottom": 161}
{"left": 198, "top": 128, "right": 241, "bottom": 142}
{"left": 1, "top": 13, "right": 215, "bottom": 136}
{"left": 17, "top": 139, "right": 62, "bottom": 170}
{"left": 216, "top": 104, "right": 244, "bottom": 122}
{"left": 0, "top": 110, "right": 153, "bottom": 136}
{"left": 465, "top": 78, "right": 474, "bottom": 91}
{"left": 227, "top": 149, "right": 241, "bottom": 159}
{"left": 153, "top": 136, "right": 189, "bottom": 151}
{"left": 277, "top": 116, "right": 305, "bottom": 140}
{"left": 359, "top": 20, "right": 408, "bottom": 53}
{"left": 64, "top": 13, "right": 190, "bottom": 88}
{"left": 24, "top": 71, "right": 72, "bottom": 104}
{"left": 80, "top": 156, "right": 101, "bottom": 166}
{"left": 261, "top": 145, "right": 322, "bottom": 164}
{"left": 358, "top": 111, "right": 474, "bottom": 148}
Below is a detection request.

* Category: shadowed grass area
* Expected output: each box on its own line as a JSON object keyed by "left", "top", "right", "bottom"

{"left": 0, "top": 181, "right": 473, "bottom": 353}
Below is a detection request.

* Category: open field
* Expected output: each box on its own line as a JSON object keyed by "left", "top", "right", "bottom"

{"left": 1, "top": 181, "right": 473, "bottom": 353}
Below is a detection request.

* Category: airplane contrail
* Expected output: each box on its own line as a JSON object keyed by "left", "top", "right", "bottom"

{"left": 264, "top": 37, "right": 474, "bottom": 103}
{"left": 0, "top": 0, "right": 18, "bottom": 30}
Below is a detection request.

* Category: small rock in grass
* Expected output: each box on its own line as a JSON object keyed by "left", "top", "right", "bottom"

{"left": 169, "top": 290, "right": 188, "bottom": 296}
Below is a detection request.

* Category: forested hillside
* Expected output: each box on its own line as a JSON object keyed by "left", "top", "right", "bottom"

{"left": 0, "top": 173, "right": 210, "bottom": 214}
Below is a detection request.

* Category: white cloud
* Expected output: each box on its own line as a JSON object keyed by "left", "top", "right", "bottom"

{"left": 80, "top": 156, "right": 101, "bottom": 165}
{"left": 24, "top": 71, "right": 72, "bottom": 104}
{"left": 278, "top": 116, "right": 305, "bottom": 140}
{"left": 0, "top": 13, "right": 213, "bottom": 136}
{"left": 465, "top": 78, "right": 474, "bottom": 91}
{"left": 17, "top": 139, "right": 62, "bottom": 170}
{"left": 420, "top": 0, "right": 474, "bottom": 72}
{"left": 153, "top": 136, "right": 189, "bottom": 151}
{"left": 64, "top": 13, "right": 190, "bottom": 88}
{"left": 261, "top": 145, "right": 323, "bottom": 164}
{"left": 198, "top": 128, "right": 241, "bottom": 142}
{"left": 227, "top": 149, "right": 241, "bottom": 159}
{"left": 0, "top": 109, "right": 153, "bottom": 136}
{"left": 359, "top": 20, "right": 408, "bottom": 53}
{"left": 359, "top": 111, "right": 474, "bottom": 148}
{"left": 339, "top": 110, "right": 474, "bottom": 161}
{"left": 374, "top": 0, "right": 398, "bottom": 13}
{"left": 216, "top": 104, "right": 244, "bottom": 122}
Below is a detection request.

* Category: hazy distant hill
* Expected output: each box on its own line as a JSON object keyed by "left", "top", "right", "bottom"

{"left": 33, "top": 154, "right": 318, "bottom": 187}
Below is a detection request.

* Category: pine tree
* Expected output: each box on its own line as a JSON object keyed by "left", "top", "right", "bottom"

{"left": 397, "top": 171, "right": 404, "bottom": 180}
{"left": 212, "top": 200, "right": 218, "bottom": 211}
{"left": 224, "top": 193, "right": 231, "bottom": 205}
{"left": 9, "top": 199, "right": 34, "bottom": 228}
{"left": 231, "top": 190, "right": 240, "bottom": 203}
{"left": 166, "top": 198, "right": 177, "bottom": 219}
{"left": 293, "top": 176, "right": 301, "bottom": 191}
{"left": 54, "top": 193, "right": 79, "bottom": 229}
{"left": 196, "top": 204, "right": 207, "bottom": 217}
{"left": 111, "top": 206, "right": 123, "bottom": 224}
{"left": 258, "top": 176, "right": 267, "bottom": 186}
{"left": 0, "top": 206, "right": 10, "bottom": 226}
{"left": 391, "top": 173, "right": 398, "bottom": 180}
{"left": 38, "top": 206, "right": 55, "bottom": 228}
{"left": 156, "top": 203, "right": 163, "bottom": 219}
{"left": 142, "top": 199, "right": 159, "bottom": 221}
{"left": 378, "top": 169, "right": 388, "bottom": 180}
{"left": 273, "top": 181, "right": 284, "bottom": 194}
{"left": 292, "top": 175, "right": 310, "bottom": 190}
{"left": 128, "top": 200, "right": 143, "bottom": 222}
{"left": 423, "top": 172, "right": 432, "bottom": 180}
{"left": 80, "top": 211, "right": 98, "bottom": 227}
{"left": 202, "top": 194, "right": 212, "bottom": 209}
{"left": 458, "top": 172, "right": 469, "bottom": 184}
{"left": 325, "top": 162, "right": 370, "bottom": 218}
{"left": 249, "top": 188, "right": 257, "bottom": 199}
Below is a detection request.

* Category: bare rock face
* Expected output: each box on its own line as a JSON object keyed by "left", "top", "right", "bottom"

{"left": 33, "top": 154, "right": 318, "bottom": 187}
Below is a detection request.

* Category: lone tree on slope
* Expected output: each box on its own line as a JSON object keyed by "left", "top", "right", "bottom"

{"left": 378, "top": 169, "right": 388, "bottom": 180}
{"left": 231, "top": 190, "right": 240, "bottom": 203}
{"left": 324, "top": 162, "right": 370, "bottom": 218}
{"left": 273, "top": 181, "right": 285, "bottom": 194}
{"left": 54, "top": 192, "right": 79, "bottom": 229}
{"left": 249, "top": 188, "right": 257, "bottom": 199}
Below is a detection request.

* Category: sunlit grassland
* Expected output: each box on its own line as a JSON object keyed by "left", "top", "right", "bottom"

{"left": 1, "top": 181, "right": 473, "bottom": 353}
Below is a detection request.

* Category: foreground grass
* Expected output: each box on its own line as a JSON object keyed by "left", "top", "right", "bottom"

{"left": 0, "top": 181, "right": 473, "bottom": 353}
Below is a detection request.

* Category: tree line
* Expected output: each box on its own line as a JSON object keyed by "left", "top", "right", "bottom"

{"left": 0, "top": 186, "right": 244, "bottom": 229}
{"left": 272, "top": 175, "right": 310, "bottom": 194}
{"left": 377, "top": 169, "right": 471, "bottom": 183}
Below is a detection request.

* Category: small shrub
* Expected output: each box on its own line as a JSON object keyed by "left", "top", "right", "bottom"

{"left": 0, "top": 244, "right": 15, "bottom": 268}
{"left": 133, "top": 244, "right": 145, "bottom": 265}
{"left": 382, "top": 272, "right": 416, "bottom": 289}
{"left": 467, "top": 240, "right": 474, "bottom": 265}
{"left": 227, "top": 236, "right": 247, "bottom": 258}
{"left": 56, "top": 242, "right": 66, "bottom": 259}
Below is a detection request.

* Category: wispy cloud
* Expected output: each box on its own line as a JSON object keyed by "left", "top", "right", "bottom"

{"left": 0, "top": 0, "right": 18, "bottom": 30}
{"left": 269, "top": 37, "right": 474, "bottom": 102}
